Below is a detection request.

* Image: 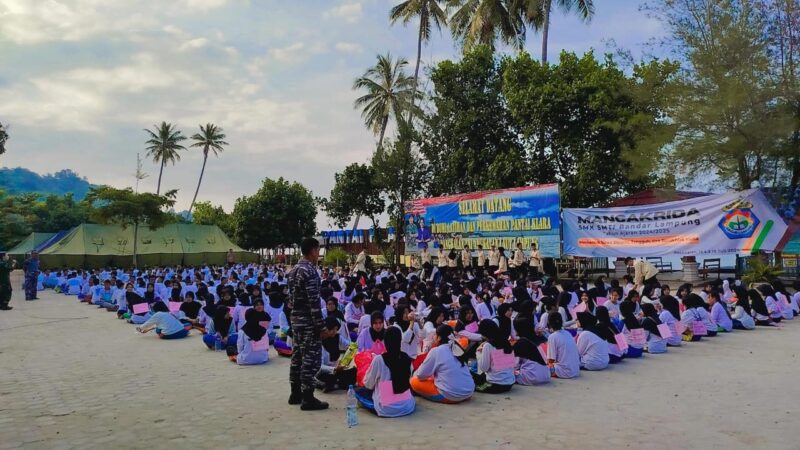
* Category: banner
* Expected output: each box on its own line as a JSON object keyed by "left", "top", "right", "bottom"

{"left": 563, "top": 189, "right": 789, "bottom": 257}
{"left": 403, "top": 184, "right": 561, "bottom": 257}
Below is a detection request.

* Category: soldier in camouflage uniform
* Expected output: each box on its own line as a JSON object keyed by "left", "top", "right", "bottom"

{"left": 287, "top": 238, "right": 336, "bottom": 411}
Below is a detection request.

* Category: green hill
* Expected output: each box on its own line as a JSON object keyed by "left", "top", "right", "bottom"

{"left": 0, "top": 167, "right": 93, "bottom": 199}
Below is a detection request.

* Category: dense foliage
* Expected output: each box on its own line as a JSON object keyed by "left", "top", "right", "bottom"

{"left": 0, "top": 168, "right": 93, "bottom": 199}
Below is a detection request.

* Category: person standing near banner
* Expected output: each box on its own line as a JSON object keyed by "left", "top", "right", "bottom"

{"left": 489, "top": 245, "right": 500, "bottom": 275}
{"left": 512, "top": 243, "right": 525, "bottom": 280}
{"left": 353, "top": 248, "right": 367, "bottom": 278}
{"left": 626, "top": 257, "right": 659, "bottom": 292}
{"left": 476, "top": 245, "right": 487, "bottom": 278}
{"left": 529, "top": 243, "right": 541, "bottom": 278}
{"left": 420, "top": 244, "right": 431, "bottom": 267}
{"left": 23, "top": 251, "right": 40, "bottom": 301}
{"left": 0, "top": 253, "right": 16, "bottom": 310}
{"left": 461, "top": 245, "right": 472, "bottom": 271}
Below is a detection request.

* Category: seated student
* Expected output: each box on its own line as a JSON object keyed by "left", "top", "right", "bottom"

{"left": 546, "top": 313, "right": 581, "bottom": 378}
{"left": 125, "top": 288, "right": 152, "bottom": 325}
{"left": 345, "top": 293, "right": 367, "bottom": 333}
{"left": 694, "top": 295, "right": 718, "bottom": 336}
{"left": 656, "top": 295, "right": 682, "bottom": 346}
{"left": 594, "top": 306, "right": 624, "bottom": 363}
{"left": 66, "top": 274, "right": 82, "bottom": 296}
{"left": 730, "top": 287, "right": 755, "bottom": 330}
{"left": 472, "top": 320, "right": 515, "bottom": 394}
{"left": 512, "top": 321, "right": 550, "bottom": 385}
{"left": 792, "top": 281, "right": 800, "bottom": 316}
{"left": 536, "top": 296, "right": 558, "bottom": 337}
{"left": 679, "top": 294, "right": 710, "bottom": 339}
{"left": 92, "top": 279, "right": 116, "bottom": 308}
{"left": 748, "top": 289, "right": 777, "bottom": 326}
{"left": 357, "top": 311, "right": 386, "bottom": 352}
{"left": 203, "top": 306, "right": 238, "bottom": 358}
{"left": 421, "top": 307, "right": 445, "bottom": 353}
{"left": 640, "top": 303, "right": 667, "bottom": 354}
{"left": 324, "top": 297, "right": 352, "bottom": 348}
{"left": 135, "top": 302, "right": 191, "bottom": 339}
{"left": 358, "top": 327, "right": 415, "bottom": 417}
{"left": 575, "top": 312, "right": 609, "bottom": 370}
{"left": 316, "top": 317, "right": 357, "bottom": 393}
{"left": 392, "top": 305, "right": 421, "bottom": 360}
{"left": 757, "top": 284, "right": 783, "bottom": 323}
{"left": 236, "top": 308, "right": 270, "bottom": 365}
{"left": 411, "top": 324, "right": 475, "bottom": 403}
{"left": 620, "top": 300, "right": 645, "bottom": 357}
{"left": 707, "top": 289, "right": 732, "bottom": 332}
{"left": 557, "top": 292, "right": 577, "bottom": 331}
{"left": 475, "top": 293, "right": 496, "bottom": 321}
{"left": 772, "top": 279, "right": 800, "bottom": 320}
{"left": 453, "top": 305, "right": 482, "bottom": 351}
{"left": 772, "top": 280, "right": 796, "bottom": 319}
{"left": 494, "top": 303, "right": 516, "bottom": 342}
{"left": 110, "top": 280, "right": 126, "bottom": 314}
{"left": 179, "top": 291, "right": 203, "bottom": 327}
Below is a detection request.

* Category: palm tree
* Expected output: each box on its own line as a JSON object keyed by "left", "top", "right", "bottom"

{"left": 448, "top": 0, "right": 526, "bottom": 52}
{"left": 353, "top": 54, "right": 419, "bottom": 146}
{"left": 389, "top": 0, "right": 448, "bottom": 120}
{"left": 0, "top": 122, "right": 7, "bottom": 157}
{"left": 189, "top": 123, "right": 228, "bottom": 214}
{"left": 535, "top": 0, "right": 594, "bottom": 63}
{"left": 144, "top": 122, "right": 186, "bottom": 195}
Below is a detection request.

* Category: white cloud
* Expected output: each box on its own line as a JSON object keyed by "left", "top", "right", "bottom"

{"left": 179, "top": 37, "right": 209, "bottom": 51}
{"left": 267, "top": 41, "right": 326, "bottom": 65}
{"left": 334, "top": 42, "right": 363, "bottom": 54}
{"left": 324, "top": 2, "right": 363, "bottom": 24}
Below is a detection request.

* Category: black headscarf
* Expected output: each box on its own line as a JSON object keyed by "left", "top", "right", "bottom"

{"left": 213, "top": 307, "right": 233, "bottom": 338}
{"left": 202, "top": 296, "right": 217, "bottom": 317}
{"left": 393, "top": 304, "right": 411, "bottom": 331}
{"left": 660, "top": 295, "right": 681, "bottom": 321}
{"left": 125, "top": 291, "right": 145, "bottom": 311}
{"left": 368, "top": 311, "right": 385, "bottom": 342}
{"left": 733, "top": 287, "right": 751, "bottom": 314}
{"left": 576, "top": 311, "right": 602, "bottom": 339}
{"left": 496, "top": 303, "right": 513, "bottom": 341}
{"left": 640, "top": 303, "right": 662, "bottom": 337}
{"left": 326, "top": 299, "right": 345, "bottom": 322}
{"left": 513, "top": 336, "right": 546, "bottom": 365}
{"left": 514, "top": 317, "right": 546, "bottom": 345}
{"left": 748, "top": 289, "right": 769, "bottom": 316}
{"left": 241, "top": 308, "right": 267, "bottom": 342}
{"left": 382, "top": 326, "right": 412, "bottom": 394}
{"left": 478, "top": 319, "right": 512, "bottom": 354}
{"left": 455, "top": 305, "right": 475, "bottom": 332}
{"left": 170, "top": 287, "right": 182, "bottom": 302}
{"left": 593, "top": 306, "right": 618, "bottom": 344}
{"left": 620, "top": 300, "right": 641, "bottom": 330}
{"left": 180, "top": 300, "right": 201, "bottom": 319}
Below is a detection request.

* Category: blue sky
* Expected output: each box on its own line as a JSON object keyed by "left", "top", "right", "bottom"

{"left": 0, "top": 0, "right": 667, "bottom": 228}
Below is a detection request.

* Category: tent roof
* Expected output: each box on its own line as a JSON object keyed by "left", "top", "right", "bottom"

{"left": 40, "top": 223, "right": 248, "bottom": 256}
{"left": 7, "top": 232, "right": 56, "bottom": 255}
{"left": 606, "top": 189, "right": 711, "bottom": 207}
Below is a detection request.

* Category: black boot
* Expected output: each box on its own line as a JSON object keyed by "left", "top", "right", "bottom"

{"left": 288, "top": 383, "right": 302, "bottom": 405}
{"left": 300, "top": 389, "right": 329, "bottom": 411}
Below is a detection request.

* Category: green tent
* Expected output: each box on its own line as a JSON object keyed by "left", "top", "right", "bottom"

{"left": 39, "top": 224, "right": 258, "bottom": 269}
{"left": 7, "top": 232, "right": 56, "bottom": 265}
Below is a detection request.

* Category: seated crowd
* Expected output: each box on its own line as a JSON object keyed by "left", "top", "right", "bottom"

{"left": 41, "top": 258, "right": 800, "bottom": 418}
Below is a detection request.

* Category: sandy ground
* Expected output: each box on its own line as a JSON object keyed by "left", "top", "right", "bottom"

{"left": 1, "top": 271, "right": 799, "bottom": 450}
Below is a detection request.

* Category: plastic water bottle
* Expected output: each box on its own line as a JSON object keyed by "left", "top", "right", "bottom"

{"left": 346, "top": 385, "right": 358, "bottom": 427}
{"left": 214, "top": 334, "right": 223, "bottom": 351}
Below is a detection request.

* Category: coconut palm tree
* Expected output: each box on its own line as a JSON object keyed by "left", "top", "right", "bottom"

{"left": 353, "top": 54, "right": 419, "bottom": 146}
{"left": 188, "top": 123, "right": 228, "bottom": 214}
{"left": 389, "top": 0, "right": 448, "bottom": 119}
{"left": 144, "top": 122, "right": 186, "bottom": 195}
{"left": 536, "top": 0, "right": 594, "bottom": 63}
{"left": 448, "top": 0, "right": 526, "bottom": 51}
{"left": 0, "top": 122, "right": 8, "bottom": 157}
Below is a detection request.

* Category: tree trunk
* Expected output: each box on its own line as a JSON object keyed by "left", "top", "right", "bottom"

{"left": 189, "top": 152, "right": 208, "bottom": 214}
{"left": 407, "top": 13, "right": 425, "bottom": 125}
{"left": 378, "top": 115, "right": 389, "bottom": 148}
{"left": 133, "top": 222, "right": 139, "bottom": 268}
{"left": 156, "top": 159, "right": 165, "bottom": 195}
{"left": 541, "top": 0, "right": 551, "bottom": 63}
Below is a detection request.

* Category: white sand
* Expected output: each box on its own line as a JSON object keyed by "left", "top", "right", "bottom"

{"left": 0, "top": 271, "right": 798, "bottom": 450}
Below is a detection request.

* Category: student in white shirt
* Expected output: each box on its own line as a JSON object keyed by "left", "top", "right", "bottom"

{"left": 546, "top": 313, "right": 581, "bottom": 379}
{"left": 730, "top": 287, "right": 756, "bottom": 330}
{"left": 474, "top": 320, "right": 515, "bottom": 393}
{"left": 344, "top": 293, "right": 366, "bottom": 333}
{"left": 359, "top": 326, "right": 415, "bottom": 418}
{"left": 392, "top": 305, "right": 421, "bottom": 359}
{"left": 757, "top": 284, "right": 783, "bottom": 322}
{"left": 640, "top": 303, "right": 667, "bottom": 354}
{"left": 657, "top": 296, "right": 683, "bottom": 346}
{"left": 575, "top": 312, "right": 609, "bottom": 370}
{"left": 421, "top": 307, "right": 445, "bottom": 353}
{"left": 512, "top": 318, "right": 550, "bottom": 385}
{"left": 411, "top": 324, "right": 475, "bottom": 404}
{"left": 708, "top": 289, "right": 733, "bottom": 332}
